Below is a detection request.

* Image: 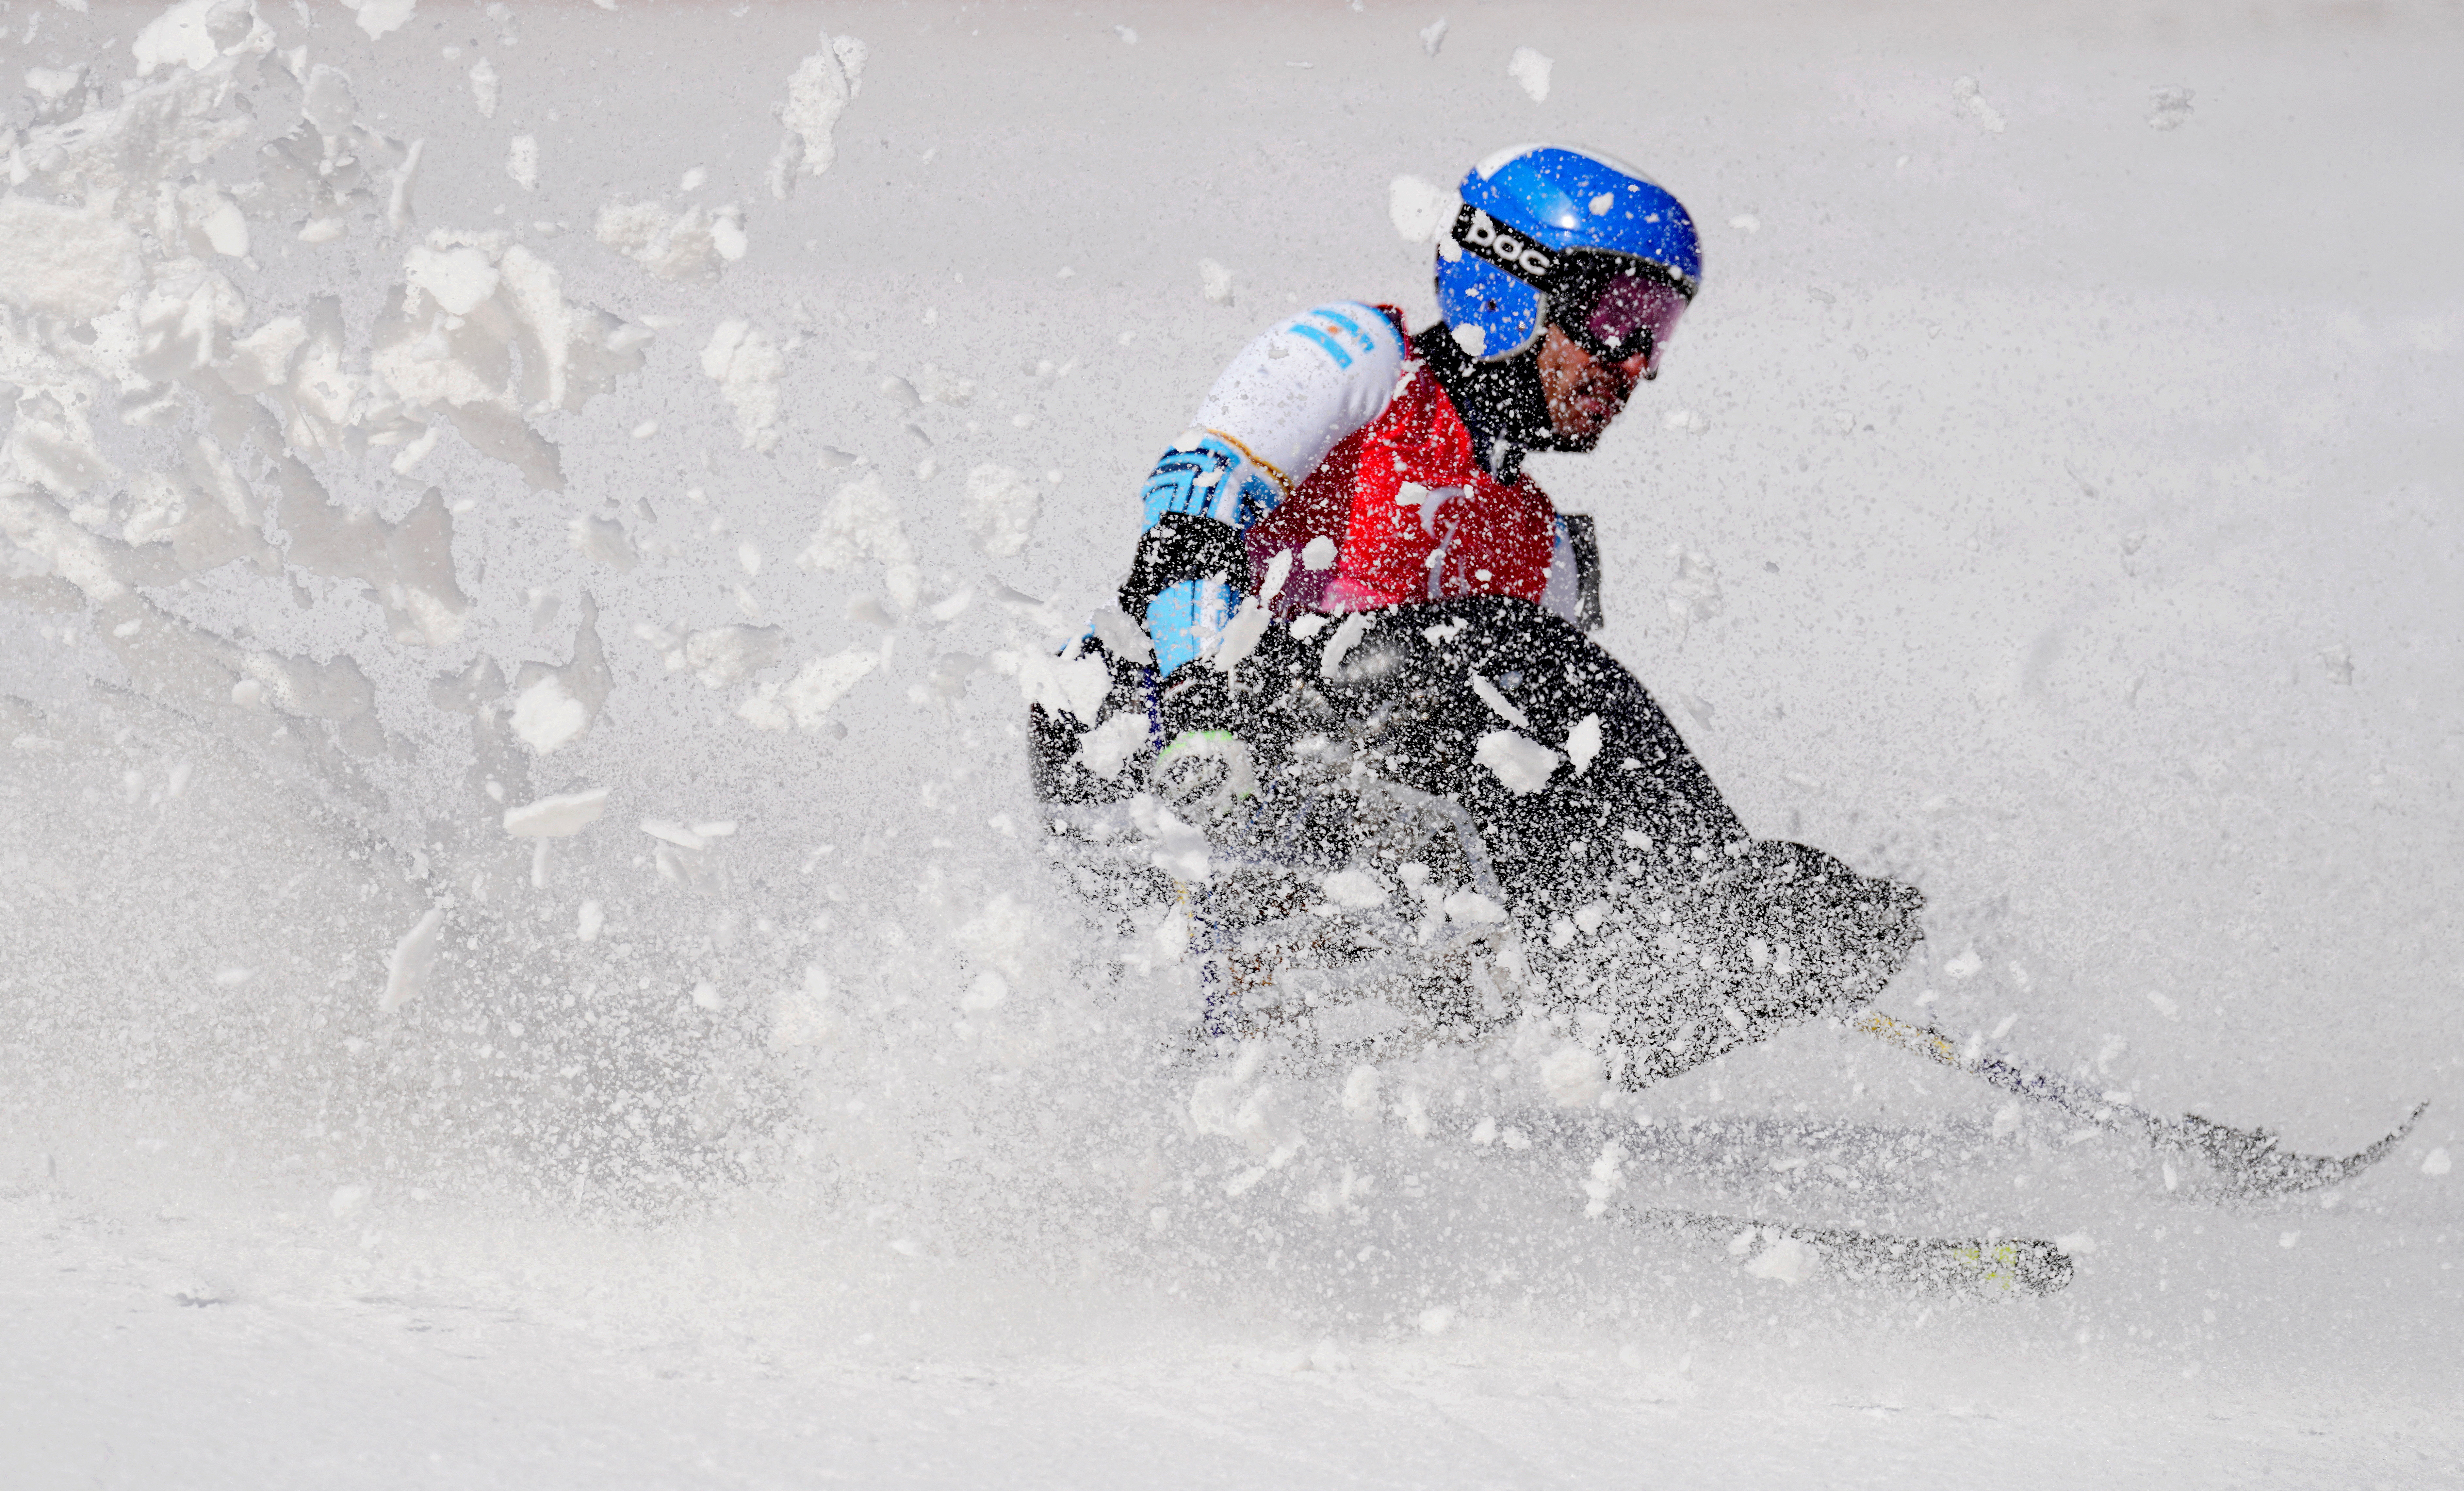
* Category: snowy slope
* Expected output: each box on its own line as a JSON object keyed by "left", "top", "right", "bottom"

{"left": 2, "top": 1, "right": 2460, "bottom": 1485}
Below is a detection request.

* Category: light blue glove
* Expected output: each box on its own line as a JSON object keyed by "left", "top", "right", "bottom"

{"left": 1127, "top": 434, "right": 1281, "bottom": 677}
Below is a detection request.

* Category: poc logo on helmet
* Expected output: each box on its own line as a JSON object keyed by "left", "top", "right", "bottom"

{"left": 1455, "top": 206, "right": 1554, "bottom": 283}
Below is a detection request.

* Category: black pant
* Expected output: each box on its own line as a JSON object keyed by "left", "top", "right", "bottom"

{"left": 1036, "top": 597, "right": 1924, "bottom": 1085}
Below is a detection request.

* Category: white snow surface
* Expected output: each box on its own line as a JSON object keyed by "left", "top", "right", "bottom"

{"left": 3, "top": 2, "right": 2462, "bottom": 1486}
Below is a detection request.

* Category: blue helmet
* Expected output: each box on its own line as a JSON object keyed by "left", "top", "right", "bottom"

{"left": 1434, "top": 145, "right": 1702, "bottom": 363}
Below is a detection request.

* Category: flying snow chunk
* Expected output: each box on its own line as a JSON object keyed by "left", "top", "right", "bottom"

{"left": 403, "top": 243, "right": 499, "bottom": 316}
{"left": 1729, "top": 214, "right": 1761, "bottom": 234}
{"left": 1744, "top": 1235, "right": 1819, "bottom": 1285}
{"left": 772, "top": 965, "right": 837, "bottom": 1049}
{"left": 134, "top": 0, "right": 275, "bottom": 74}
{"left": 598, "top": 200, "right": 747, "bottom": 279}
{"left": 1075, "top": 713, "right": 1150, "bottom": 780}
{"left": 329, "top": 1184, "right": 371, "bottom": 1219}
{"left": 1211, "top": 597, "right": 1273, "bottom": 673}
{"left": 1301, "top": 536, "right": 1339, "bottom": 572}
{"left": 568, "top": 514, "right": 636, "bottom": 570}
{"left": 132, "top": 3, "right": 226, "bottom": 74}
{"left": 1258, "top": 546, "right": 1296, "bottom": 606}
{"left": 772, "top": 33, "right": 867, "bottom": 197}
{"left": 1582, "top": 1140, "right": 1627, "bottom": 1214}
{"left": 1008, "top": 649, "right": 1111, "bottom": 722}
{"left": 1387, "top": 175, "right": 1448, "bottom": 243}
{"left": 1342, "top": 1065, "right": 1382, "bottom": 1120}
{"left": 911, "top": 365, "right": 975, "bottom": 406}
{"left": 196, "top": 193, "right": 250, "bottom": 257}
{"left": 1319, "top": 612, "right": 1375, "bottom": 680}
{"left": 2147, "top": 86, "right": 2194, "bottom": 130}
{"left": 640, "top": 819, "right": 713, "bottom": 851}
{"left": 24, "top": 67, "right": 83, "bottom": 104}
{"left": 1140, "top": 803, "right": 1212, "bottom": 884}
{"left": 955, "top": 894, "right": 1039, "bottom": 985}
{"left": 1508, "top": 46, "right": 1553, "bottom": 103}
{"left": 577, "top": 900, "right": 604, "bottom": 942}
{"left": 1541, "top": 1043, "right": 1604, "bottom": 1107}
{"left": 0, "top": 198, "right": 144, "bottom": 320}
{"left": 1199, "top": 259, "right": 1235, "bottom": 306}
{"left": 511, "top": 674, "right": 590, "bottom": 754}
{"left": 1470, "top": 671, "right": 1531, "bottom": 730}
{"left": 341, "top": 0, "right": 418, "bottom": 40}
{"left": 468, "top": 57, "right": 499, "bottom": 117}
{"left": 1443, "top": 889, "right": 1506, "bottom": 925}
{"left": 739, "top": 648, "right": 881, "bottom": 731}
{"left": 1419, "top": 18, "right": 1449, "bottom": 57}
{"left": 658, "top": 624, "right": 780, "bottom": 688}
{"left": 793, "top": 468, "right": 922, "bottom": 601}
{"left": 1953, "top": 75, "right": 2006, "bottom": 133}
{"left": 2425, "top": 1148, "right": 2453, "bottom": 1177}
{"left": 506, "top": 134, "right": 540, "bottom": 191}
{"left": 702, "top": 320, "right": 785, "bottom": 452}
{"left": 502, "top": 786, "right": 610, "bottom": 838}
{"left": 962, "top": 465, "right": 1040, "bottom": 557}
{"left": 1475, "top": 729, "right": 1561, "bottom": 794}
{"left": 1320, "top": 870, "right": 1389, "bottom": 910}
{"left": 1551, "top": 715, "right": 1601, "bottom": 777}
{"left": 380, "top": 907, "right": 444, "bottom": 1013}
{"left": 1665, "top": 549, "right": 1722, "bottom": 624}
{"left": 374, "top": 234, "right": 653, "bottom": 490}
{"left": 798, "top": 472, "right": 916, "bottom": 578}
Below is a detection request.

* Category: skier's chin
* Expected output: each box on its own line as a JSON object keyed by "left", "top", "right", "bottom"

{"left": 1542, "top": 380, "right": 1637, "bottom": 450}
{"left": 1542, "top": 409, "right": 1615, "bottom": 452}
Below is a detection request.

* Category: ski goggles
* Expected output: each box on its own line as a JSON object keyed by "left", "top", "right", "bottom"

{"left": 1547, "top": 252, "right": 1691, "bottom": 367}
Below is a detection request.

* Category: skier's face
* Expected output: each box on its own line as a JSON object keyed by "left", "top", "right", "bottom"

{"left": 1537, "top": 323, "right": 1653, "bottom": 447}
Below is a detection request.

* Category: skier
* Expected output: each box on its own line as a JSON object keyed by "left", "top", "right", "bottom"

{"left": 1032, "top": 145, "right": 1924, "bottom": 1087}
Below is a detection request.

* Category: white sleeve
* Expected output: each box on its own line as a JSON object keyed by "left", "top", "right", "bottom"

{"left": 1191, "top": 302, "right": 1410, "bottom": 491}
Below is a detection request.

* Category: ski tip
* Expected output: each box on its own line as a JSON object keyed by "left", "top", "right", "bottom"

{"left": 2365, "top": 1100, "right": 2432, "bottom": 1158}
{"left": 2325, "top": 1099, "right": 2431, "bottom": 1178}
{"left": 2187, "top": 1099, "right": 2434, "bottom": 1200}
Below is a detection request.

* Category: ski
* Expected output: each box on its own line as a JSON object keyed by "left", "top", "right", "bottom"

{"left": 1854, "top": 1010, "right": 2429, "bottom": 1200}
{"left": 1615, "top": 1203, "right": 2074, "bottom": 1297}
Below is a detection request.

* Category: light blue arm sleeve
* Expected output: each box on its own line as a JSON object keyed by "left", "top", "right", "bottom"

{"left": 1129, "top": 303, "right": 1408, "bottom": 677}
